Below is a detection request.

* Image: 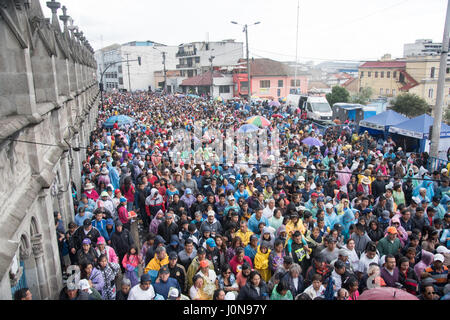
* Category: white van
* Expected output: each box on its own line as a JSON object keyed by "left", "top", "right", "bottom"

{"left": 286, "top": 94, "right": 333, "bottom": 121}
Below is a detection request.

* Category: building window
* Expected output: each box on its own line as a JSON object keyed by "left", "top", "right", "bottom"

{"left": 393, "top": 71, "right": 397, "bottom": 78}
{"left": 118, "top": 77, "right": 123, "bottom": 85}
{"left": 392, "top": 89, "right": 396, "bottom": 96}
{"left": 387, "top": 71, "right": 390, "bottom": 78}
{"left": 375, "top": 71, "right": 378, "bottom": 78}
{"left": 368, "top": 71, "right": 371, "bottom": 77}
{"left": 386, "top": 89, "right": 389, "bottom": 95}
{"left": 381, "top": 71, "right": 384, "bottom": 78}
{"left": 360, "top": 71, "right": 364, "bottom": 78}
{"left": 219, "top": 86, "right": 230, "bottom": 93}
{"left": 428, "top": 88, "right": 434, "bottom": 98}
{"left": 195, "top": 57, "right": 200, "bottom": 63}
{"left": 278, "top": 80, "right": 283, "bottom": 87}
{"left": 430, "top": 67, "right": 435, "bottom": 78}
{"left": 118, "top": 66, "right": 122, "bottom": 73}
{"left": 447, "top": 67, "right": 450, "bottom": 74}
{"left": 260, "top": 80, "right": 270, "bottom": 88}
{"left": 380, "top": 88, "right": 383, "bottom": 95}
{"left": 290, "top": 79, "right": 300, "bottom": 86}
{"left": 240, "top": 81, "right": 248, "bottom": 90}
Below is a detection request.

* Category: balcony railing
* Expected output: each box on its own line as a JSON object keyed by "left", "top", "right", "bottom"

{"left": 176, "top": 48, "right": 197, "bottom": 57}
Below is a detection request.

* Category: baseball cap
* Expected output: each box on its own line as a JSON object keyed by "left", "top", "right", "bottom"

{"left": 436, "top": 246, "right": 450, "bottom": 254}
{"left": 197, "top": 247, "right": 206, "bottom": 254}
{"left": 83, "top": 219, "right": 92, "bottom": 227}
{"left": 97, "top": 237, "right": 106, "bottom": 245}
{"left": 169, "top": 251, "right": 178, "bottom": 260}
{"left": 339, "top": 249, "right": 350, "bottom": 257}
{"left": 101, "top": 191, "right": 109, "bottom": 197}
{"left": 199, "top": 260, "right": 209, "bottom": 268}
{"left": 206, "top": 238, "right": 216, "bottom": 247}
{"left": 311, "top": 192, "right": 319, "bottom": 198}
{"left": 82, "top": 238, "right": 91, "bottom": 245}
{"left": 207, "top": 211, "right": 215, "bottom": 217}
{"left": 387, "top": 226, "right": 398, "bottom": 234}
{"left": 114, "top": 189, "right": 121, "bottom": 194}
{"left": 78, "top": 279, "right": 91, "bottom": 294}
{"left": 120, "top": 197, "right": 127, "bottom": 203}
{"left": 325, "top": 203, "right": 334, "bottom": 210}
{"left": 168, "top": 287, "right": 179, "bottom": 300}
{"left": 159, "top": 265, "right": 170, "bottom": 275}
{"left": 228, "top": 196, "right": 235, "bottom": 201}
{"left": 434, "top": 254, "right": 445, "bottom": 263}
{"left": 140, "top": 273, "right": 151, "bottom": 283}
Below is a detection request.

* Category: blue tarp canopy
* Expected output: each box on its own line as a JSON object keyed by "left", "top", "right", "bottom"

{"left": 389, "top": 113, "right": 450, "bottom": 139}
{"left": 359, "top": 109, "right": 409, "bottom": 131}
{"left": 103, "top": 115, "right": 135, "bottom": 128}
{"left": 333, "top": 103, "right": 364, "bottom": 111}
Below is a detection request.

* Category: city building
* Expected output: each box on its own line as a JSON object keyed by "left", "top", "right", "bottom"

{"left": 154, "top": 70, "right": 182, "bottom": 93}
{"left": 308, "top": 81, "right": 332, "bottom": 95}
{"left": 358, "top": 55, "right": 418, "bottom": 98}
{"left": 404, "top": 39, "right": 450, "bottom": 64}
{"left": 405, "top": 55, "right": 450, "bottom": 106}
{"left": 0, "top": 0, "right": 99, "bottom": 299}
{"left": 179, "top": 70, "right": 234, "bottom": 100}
{"left": 176, "top": 40, "right": 243, "bottom": 78}
{"left": 95, "top": 41, "right": 179, "bottom": 92}
{"left": 233, "top": 58, "right": 309, "bottom": 99}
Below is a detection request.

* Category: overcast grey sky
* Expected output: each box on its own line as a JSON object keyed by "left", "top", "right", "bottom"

{"left": 40, "top": 0, "right": 447, "bottom": 63}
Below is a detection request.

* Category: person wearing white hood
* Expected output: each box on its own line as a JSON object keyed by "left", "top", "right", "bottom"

{"left": 200, "top": 211, "right": 223, "bottom": 236}
{"left": 145, "top": 188, "right": 165, "bottom": 218}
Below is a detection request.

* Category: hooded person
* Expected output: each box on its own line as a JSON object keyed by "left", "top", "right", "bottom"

{"left": 144, "top": 235, "right": 166, "bottom": 266}
{"left": 414, "top": 250, "right": 434, "bottom": 279}
{"left": 167, "top": 234, "right": 182, "bottom": 256}
{"left": 254, "top": 243, "right": 272, "bottom": 282}
{"left": 180, "top": 188, "right": 196, "bottom": 208}
{"left": 276, "top": 224, "right": 287, "bottom": 244}
{"left": 259, "top": 226, "right": 275, "bottom": 250}
{"left": 149, "top": 209, "right": 165, "bottom": 235}
{"left": 338, "top": 206, "right": 356, "bottom": 241}
{"left": 145, "top": 188, "right": 165, "bottom": 218}
{"left": 387, "top": 216, "right": 408, "bottom": 246}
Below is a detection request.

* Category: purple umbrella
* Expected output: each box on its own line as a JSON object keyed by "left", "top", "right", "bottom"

{"left": 301, "top": 137, "right": 323, "bottom": 147}
{"left": 358, "top": 287, "right": 419, "bottom": 300}
{"left": 269, "top": 100, "right": 280, "bottom": 107}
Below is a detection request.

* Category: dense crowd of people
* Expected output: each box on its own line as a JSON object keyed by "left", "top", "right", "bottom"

{"left": 42, "top": 91, "right": 450, "bottom": 301}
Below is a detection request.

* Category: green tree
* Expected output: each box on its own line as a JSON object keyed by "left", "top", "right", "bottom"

{"left": 350, "top": 87, "right": 373, "bottom": 105}
{"left": 326, "top": 86, "right": 350, "bottom": 106}
{"left": 390, "top": 93, "right": 430, "bottom": 117}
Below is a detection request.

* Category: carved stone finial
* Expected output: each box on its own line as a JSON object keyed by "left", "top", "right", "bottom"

{"left": 59, "top": 5, "right": 70, "bottom": 26}
{"left": 46, "top": 0, "right": 60, "bottom": 14}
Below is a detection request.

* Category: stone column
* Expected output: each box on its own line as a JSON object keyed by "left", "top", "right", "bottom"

{"left": 30, "top": 233, "right": 50, "bottom": 299}
{"left": 60, "top": 150, "right": 75, "bottom": 223}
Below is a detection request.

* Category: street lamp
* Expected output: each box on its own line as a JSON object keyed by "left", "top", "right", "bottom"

{"left": 231, "top": 21, "right": 260, "bottom": 100}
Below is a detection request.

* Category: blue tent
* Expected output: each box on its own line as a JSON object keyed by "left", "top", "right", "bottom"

{"left": 103, "top": 115, "right": 135, "bottom": 128}
{"left": 359, "top": 109, "right": 409, "bottom": 132}
{"left": 388, "top": 114, "right": 450, "bottom": 139}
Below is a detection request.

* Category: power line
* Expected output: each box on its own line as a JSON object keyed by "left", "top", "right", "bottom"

{"left": 1, "top": 138, "right": 88, "bottom": 151}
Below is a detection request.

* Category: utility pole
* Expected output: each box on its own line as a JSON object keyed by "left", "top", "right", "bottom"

{"left": 162, "top": 51, "right": 167, "bottom": 93}
{"left": 294, "top": 0, "right": 300, "bottom": 94}
{"left": 125, "top": 53, "right": 132, "bottom": 92}
{"left": 430, "top": 0, "right": 450, "bottom": 161}
{"left": 209, "top": 55, "right": 215, "bottom": 98}
{"left": 231, "top": 21, "right": 260, "bottom": 100}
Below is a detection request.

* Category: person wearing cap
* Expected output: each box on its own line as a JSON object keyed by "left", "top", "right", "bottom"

{"left": 153, "top": 265, "right": 182, "bottom": 299}
{"left": 377, "top": 226, "right": 401, "bottom": 258}
{"left": 224, "top": 195, "right": 240, "bottom": 217}
{"left": 70, "top": 218, "right": 101, "bottom": 260}
{"left": 195, "top": 258, "right": 217, "bottom": 300}
{"left": 98, "top": 190, "right": 115, "bottom": 219}
{"left": 75, "top": 238, "right": 98, "bottom": 266}
{"left": 324, "top": 202, "right": 338, "bottom": 231}
{"left": 95, "top": 236, "right": 119, "bottom": 264}
{"left": 167, "top": 251, "right": 187, "bottom": 293}
{"left": 127, "top": 273, "right": 156, "bottom": 300}
{"left": 186, "top": 246, "right": 215, "bottom": 289}
{"left": 157, "top": 211, "right": 179, "bottom": 244}
{"left": 205, "top": 238, "right": 221, "bottom": 273}
{"left": 83, "top": 182, "right": 100, "bottom": 202}
{"left": 110, "top": 220, "right": 135, "bottom": 271}
{"left": 320, "top": 236, "right": 339, "bottom": 264}
{"left": 424, "top": 254, "right": 449, "bottom": 293}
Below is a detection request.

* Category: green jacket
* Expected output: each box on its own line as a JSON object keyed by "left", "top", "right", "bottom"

{"left": 270, "top": 284, "right": 294, "bottom": 300}
{"left": 376, "top": 236, "right": 401, "bottom": 257}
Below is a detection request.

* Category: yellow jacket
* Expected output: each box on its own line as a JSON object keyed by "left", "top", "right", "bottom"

{"left": 254, "top": 246, "right": 271, "bottom": 282}
{"left": 285, "top": 220, "right": 306, "bottom": 244}
{"left": 234, "top": 229, "right": 254, "bottom": 246}
{"left": 144, "top": 254, "right": 169, "bottom": 274}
